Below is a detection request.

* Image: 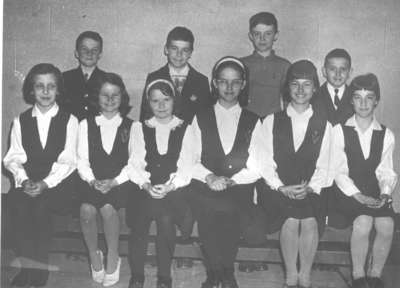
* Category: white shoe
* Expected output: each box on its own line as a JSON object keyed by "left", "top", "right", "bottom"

{"left": 91, "top": 250, "right": 105, "bottom": 283}
{"left": 103, "top": 257, "right": 121, "bottom": 287}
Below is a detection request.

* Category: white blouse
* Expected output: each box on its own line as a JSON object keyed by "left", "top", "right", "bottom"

{"left": 258, "top": 104, "right": 332, "bottom": 194}
{"left": 331, "top": 115, "right": 397, "bottom": 196}
{"left": 3, "top": 104, "right": 78, "bottom": 188}
{"left": 77, "top": 113, "right": 129, "bottom": 185}
{"left": 126, "top": 116, "right": 191, "bottom": 188}
{"left": 183, "top": 102, "right": 262, "bottom": 184}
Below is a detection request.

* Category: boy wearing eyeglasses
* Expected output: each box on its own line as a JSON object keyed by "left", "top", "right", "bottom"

{"left": 241, "top": 12, "right": 290, "bottom": 118}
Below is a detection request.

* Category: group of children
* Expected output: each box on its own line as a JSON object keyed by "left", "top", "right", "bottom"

{"left": 3, "top": 11, "right": 397, "bottom": 288}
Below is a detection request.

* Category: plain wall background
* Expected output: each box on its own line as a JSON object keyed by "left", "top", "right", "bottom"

{"left": 2, "top": 0, "right": 400, "bottom": 210}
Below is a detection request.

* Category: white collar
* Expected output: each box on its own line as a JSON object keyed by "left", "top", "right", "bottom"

{"left": 327, "top": 83, "right": 345, "bottom": 98}
{"left": 80, "top": 66, "right": 96, "bottom": 77}
{"left": 32, "top": 103, "right": 59, "bottom": 118}
{"left": 345, "top": 115, "right": 382, "bottom": 131}
{"left": 95, "top": 113, "right": 122, "bottom": 126}
{"left": 286, "top": 103, "right": 313, "bottom": 119}
{"left": 146, "top": 115, "right": 183, "bottom": 129}
{"left": 168, "top": 64, "right": 189, "bottom": 77}
{"left": 215, "top": 101, "right": 242, "bottom": 115}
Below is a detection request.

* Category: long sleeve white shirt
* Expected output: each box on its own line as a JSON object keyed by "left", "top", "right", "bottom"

{"left": 187, "top": 102, "right": 262, "bottom": 184}
{"left": 331, "top": 115, "right": 397, "bottom": 196}
{"left": 77, "top": 113, "right": 129, "bottom": 185}
{"left": 3, "top": 104, "right": 78, "bottom": 188}
{"left": 126, "top": 116, "right": 191, "bottom": 189}
{"left": 258, "top": 104, "right": 332, "bottom": 194}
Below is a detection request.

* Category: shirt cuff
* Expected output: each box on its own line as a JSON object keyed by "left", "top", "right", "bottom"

{"left": 15, "top": 171, "right": 29, "bottom": 188}
{"left": 380, "top": 185, "right": 393, "bottom": 196}
{"left": 266, "top": 178, "right": 284, "bottom": 191}
{"left": 43, "top": 176, "right": 58, "bottom": 189}
{"left": 308, "top": 183, "right": 321, "bottom": 195}
{"left": 114, "top": 174, "right": 128, "bottom": 185}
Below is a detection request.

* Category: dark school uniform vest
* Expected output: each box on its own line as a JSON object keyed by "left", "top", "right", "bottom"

{"left": 197, "top": 107, "right": 259, "bottom": 178}
{"left": 342, "top": 125, "right": 386, "bottom": 198}
{"left": 273, "top": 110, "right": 326, "bottom": 185}
{"left": 20, "top": 108, "right": 70, "bottom": 182}
{"left": 142, "top": 122, "right": 188, "bottom": 185}
{"left": 87, "top": 117, "right": 133, "bottom": 180}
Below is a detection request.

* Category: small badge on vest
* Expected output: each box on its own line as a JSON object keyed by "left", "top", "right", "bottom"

{"left": 311, "top": 130, "right": 321, "bottom": 144}
{"left": 190, "top": 94, "right": 198, "bottom": 102}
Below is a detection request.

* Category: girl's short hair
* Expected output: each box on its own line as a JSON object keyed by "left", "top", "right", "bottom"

{"left": 22, "top": 63, "right": 65, "bottom": 105}
{"left": 211, "top": 56, "right": 249, "bottom": 107}
{"left": 145, "top": 79, "right": 176, "bottom": 100}
{"left": 349, "top": 73, "right": 380, "bottom": 101}
{"left": 91, "top": 72, "right": 131, "bottom": 116}
{"left": 283, "top": 59, "right": 319, "bottom": 102}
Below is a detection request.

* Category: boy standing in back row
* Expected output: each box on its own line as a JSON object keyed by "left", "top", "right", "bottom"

{"left": 241, "top": 12, "right": 290, "bottom": 118}
{"left": 139, "top": 26, "right": 212, "bottom": 123}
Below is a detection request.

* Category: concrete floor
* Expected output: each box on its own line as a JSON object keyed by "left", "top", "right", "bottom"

{"left": 1, "top": 252, "right": 398, "bottom": 288}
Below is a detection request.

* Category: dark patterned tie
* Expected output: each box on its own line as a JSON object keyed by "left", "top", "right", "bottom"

{"left": 84, "top": 73, "right": 89, "bottom": 82}
{"left": 334, "top": 88, "right": 340, "bottom": 107}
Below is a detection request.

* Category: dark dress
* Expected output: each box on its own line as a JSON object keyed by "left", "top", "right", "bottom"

{"left": 9, "top": 107, "right": 76, "bottom": 267}
{"left": 79, "top": 116, "right": 134, "bottom": 209}
{"left": 186, "top": 107, "right": 263, "bottom": 281}
{"left": 329, "top": 124, "right": 395, "bottom": 228}
{"left": 258, "top": 110, "right": 327, "bottom": 234}
{"left": 127, "top": 121, "right": 193, "bottom": 283}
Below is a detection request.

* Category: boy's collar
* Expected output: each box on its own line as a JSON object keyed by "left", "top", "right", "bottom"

{"left": 80, "top": 65, "right": 96, "bottom": 76}
{"left": 327, "top": 83, "right": 346, "bottom": 97}
{"left": 168, "top": 64, "right": 190, "bottom": 76}
{"left": 253, "top": 49, "right": 275, "bottom": 58}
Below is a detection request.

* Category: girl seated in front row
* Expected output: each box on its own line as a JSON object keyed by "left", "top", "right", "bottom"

{"left": 3, "top": 63, "right": 78, "bottom": 287}
{"left": 184, "top": 56, "right": 263, "bottom": 288}
{"left": 330, "top": 74, "right": 397, "bottom": 288}
{"left": 77, "top": 72, "right": 134, "bottom": 286}
{"left": 257, "top": 60, "right": 332, "bottom": 288}
{"left": 126, "top": 79, "right": 193, "bottom": 288}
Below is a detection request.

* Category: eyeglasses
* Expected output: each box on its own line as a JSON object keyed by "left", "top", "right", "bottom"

{"left": 215, "top": 79, "right": 244, "bottom": 89}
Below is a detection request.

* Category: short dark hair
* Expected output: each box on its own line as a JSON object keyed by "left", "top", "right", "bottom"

{"left": 350, "top": 73, "right": 380, "bottom": 101}
{"left": 283, "top": 59, "right": 319, "bottom": 102}
{"left": 22, "top": 63, "right": 64, "bottom": 105}
{"left": 249, "top": 12, "right": 278, "bottom": 32}
{"left": 324, "top": 48, "right": 351, "bottom": 67}
{"left": 211, "top": 56, "right": 249, "bottom": 107}
{"left": 75, "top": 31, "right": 103, "bottom": 52}
{"left": 91, "top": 72, "right": 131, "bottom": 116}
{"left": 166, "top": 26, "right": 194, "bottom": 50}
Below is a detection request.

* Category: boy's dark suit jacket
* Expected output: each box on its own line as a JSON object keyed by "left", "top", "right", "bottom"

{"left": 62, "top": 66, "right": 106, "bottom": 121}
{"left": 139, "top": 64, "right": 212, "bottom": 123}
{"left": 312, "top": 82, "right": 354, "bottom": 125}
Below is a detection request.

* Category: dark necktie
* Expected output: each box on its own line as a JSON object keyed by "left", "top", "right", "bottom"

{"left": 334, "top": 88, "right": 340, "bottom": 107}
{"left": 84, "top": 73, "right": 89, "bottom": 82}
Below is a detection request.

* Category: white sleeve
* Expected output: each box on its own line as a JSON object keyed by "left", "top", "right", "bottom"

{"left": 3, "top": 117, "right": 29, "bottom": 187}
{"left": 376, "top": 128, "right": 398, "bottom": 195}
{"left": 77, "top": 119, "right": 96, "bottom": 184}
{"left": 308, "top": 122, "right": 333, "bottom": 194}
{"left": 258, "top": 115, "right": 284, "bottom": 190}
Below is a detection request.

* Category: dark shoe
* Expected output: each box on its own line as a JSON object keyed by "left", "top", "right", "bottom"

{"left": 10, "top": 269, "right": 30, "bottom": 287}
{"left": 128, "top": 277, "right": 144, "bottom": 288}
{"left": 367, "top": 277, "right": 384, "bottom": 288}
{"left": 29, "top": 269, "right": 49, "bottom": 287}
{"left": 352, "top": 277, "right": 369, "bottom": 288}
{"left": 157, "top": 276, "right": 172, "bottom": 288}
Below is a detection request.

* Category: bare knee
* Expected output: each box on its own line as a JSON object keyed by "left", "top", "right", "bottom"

{"left": 80, "top": 203, "right": 97, "bottom": 222}
{"left": 353, "top": 215, "right": 373, "bottom": 237}
{"left": 100, "top": 204, "right": 118, "bottom": 220}
{"left": 374, "top": 217, "right": 394, "bottom": 238}
{"left": 300, "top": 217, "right": 318, "bottom": 233}
{"left": 282, "top": 218, "right": 300, "bottom": 233}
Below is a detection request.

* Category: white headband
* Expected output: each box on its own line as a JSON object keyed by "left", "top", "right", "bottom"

{"left": 214, "top": 57, "right": 246, "bottom": 73}
{"left": 145, "top": 79, "right": 176, "bottom": 99}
